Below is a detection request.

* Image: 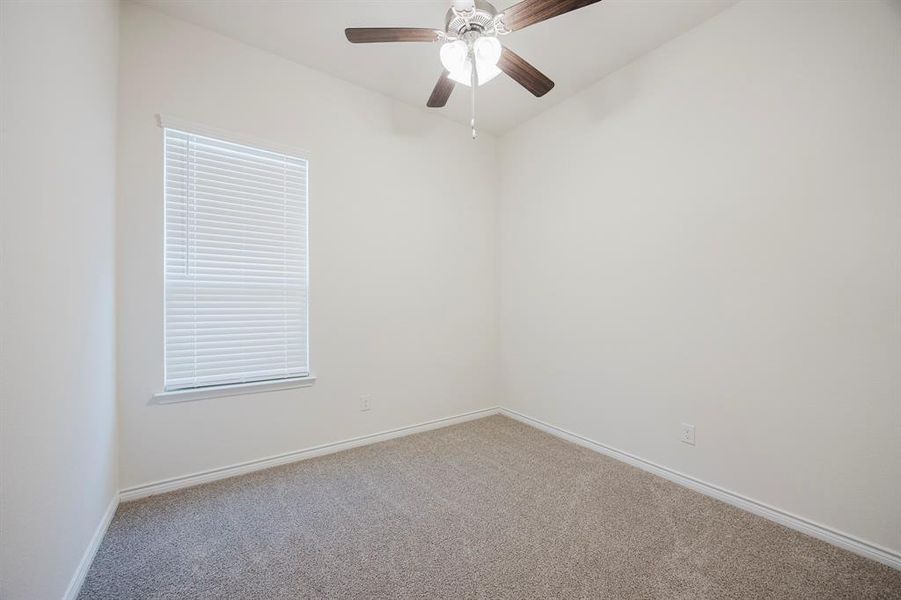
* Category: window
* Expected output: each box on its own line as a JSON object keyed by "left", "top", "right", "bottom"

{"left": 164, "top": 126, "right": 309, "bottom": 392}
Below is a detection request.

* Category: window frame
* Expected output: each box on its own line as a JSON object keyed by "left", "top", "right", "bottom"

{"left": 153, "top": 115, "right": 313, "bottom": 403}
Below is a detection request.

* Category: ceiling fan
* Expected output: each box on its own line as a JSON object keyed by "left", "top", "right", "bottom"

{"left": 345, "top": 0, "right": 601, "bottom": 138}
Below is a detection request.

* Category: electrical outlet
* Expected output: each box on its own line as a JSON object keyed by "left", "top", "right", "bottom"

{"left": 359, "top": 395, "right": 372, "bottom": 412}
{"left": 680, "top": 423, "right": 695, "bottom": 446}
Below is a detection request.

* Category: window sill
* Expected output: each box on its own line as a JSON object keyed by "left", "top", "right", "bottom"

{"left": 151, "top": 375, "right": 316, "bottom": 405}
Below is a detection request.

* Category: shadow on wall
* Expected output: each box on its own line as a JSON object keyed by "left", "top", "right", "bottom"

{"left": 389, "top": 101, "right": 444, "bottom": 137}
{"left": 571, "top": 67, "right": 641, "bottom": 125}
{"left": 890, "top": 0, "right": 901, "bottom": 21}
{"left": 388, "top": 62, "right": 642, "bottom": 137}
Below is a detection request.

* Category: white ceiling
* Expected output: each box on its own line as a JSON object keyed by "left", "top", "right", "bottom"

{"left": 136, "top": 0, "right": 738, "bottom": 135}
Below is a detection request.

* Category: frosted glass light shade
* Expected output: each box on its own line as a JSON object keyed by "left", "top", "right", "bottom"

{"left": 441, "top": 36, "right": 503, "bottom": 88}
{"left": 448, "top": 61, "right": 502, "bottom": 87}
{"left": 473, "top": 36, "right": 501, "bottom": 66}
{"left": 448, "top": 60, "right": 473, "bottom": 86}
{"left": 476, "top": 62, "right": 501, "bottom": 85}
{"left": 440, "top": 41, "right": 468, "bottom": 73}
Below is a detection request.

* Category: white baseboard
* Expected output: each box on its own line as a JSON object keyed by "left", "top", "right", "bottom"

{"left": 63, "top": 493, "right": 119, "bottom": 600}
{"left": 120, "top": 407, "right": 501, "bottom": 502}
{"left": 499, "top": 407, "right": 901, "bottom": 571}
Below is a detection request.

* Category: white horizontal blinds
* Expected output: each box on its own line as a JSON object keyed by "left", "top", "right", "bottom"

{"left": 164, "top": 128, "right": 309, "bottom": 391}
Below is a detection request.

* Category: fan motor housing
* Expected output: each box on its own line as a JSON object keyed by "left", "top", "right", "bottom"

{"left": 445, "top": 1, "right": 498, "bottom": 36}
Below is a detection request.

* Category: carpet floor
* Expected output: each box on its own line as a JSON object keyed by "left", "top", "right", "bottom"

{"left": 79, "top": 415, "right": 901, "bottom": 599}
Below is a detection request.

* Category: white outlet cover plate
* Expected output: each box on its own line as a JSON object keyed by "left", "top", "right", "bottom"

{"left": 680, "top": 423, "right": 695, "bottom": 446}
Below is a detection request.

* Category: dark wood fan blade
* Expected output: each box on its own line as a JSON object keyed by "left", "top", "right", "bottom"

{"left": 498, "top": 47, "right": 555, "bottom": 97}
{"left": 427, "top": 71, "right": 455, "bottom": 108}
{"left": 499, "top": 0, "right": 602, "bottom": 32}
{"left": 344, "top": 28, "right": 441, "bottom": 43}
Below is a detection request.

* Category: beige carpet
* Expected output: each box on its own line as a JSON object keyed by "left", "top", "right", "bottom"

{"left": 79, "top": 415, "right": 901, "bottom": 599}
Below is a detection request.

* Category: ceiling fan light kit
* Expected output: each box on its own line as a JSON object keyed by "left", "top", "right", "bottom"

{"left": 345, "top": 0, "right": 602, "bottom": 138}
{"left": 440, "top": 36, "right": 502, "bottom": 87}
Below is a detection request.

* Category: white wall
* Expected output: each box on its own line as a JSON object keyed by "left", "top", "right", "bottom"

{"left": 117, "top": 3, "right": 499, "bottom": 491}
{"left": 0, "top": 2, "right": 119, "bottom": 599}
{"left": 498, "top": 0, "right": 901, "bottom": 555}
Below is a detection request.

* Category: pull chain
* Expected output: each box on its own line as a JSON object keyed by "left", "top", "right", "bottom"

{"left": 470, "top": 52, "right": 477, "bottom": 139}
